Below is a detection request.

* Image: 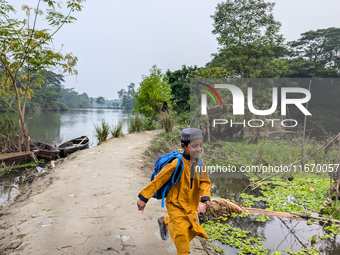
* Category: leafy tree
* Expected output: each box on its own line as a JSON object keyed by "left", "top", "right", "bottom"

{"left": 58, "top": 87, "right": 92, "bottom": 108}
{"left": 134, "top": 65, "right": 172, "bottom": 119}
{"left": 208, "top": 0, "right": 286, "bottom": 78}
{"left": 282, "top": 58, "right": 340, "bottom": 78}
{"left": 166, "top": 65, "right": 199, "bottom": 113}
{"left": 118, "top": 82, "right": 136, "bottom": 109}
{"left": 95, "top": 96, "right": 105, "bottom": 106}
{"left": 288, "top": 27, "right": 340, "bottom": 73}
{"left": 0, "top": 0, "right": 84, "bottom": 151}
{"left": 27, "top": 71, "right": 66, "bottom": 111}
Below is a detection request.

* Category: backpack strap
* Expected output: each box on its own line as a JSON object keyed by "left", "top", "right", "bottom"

{"left": 161, "top": 155, "right": 184, "bottom": 208}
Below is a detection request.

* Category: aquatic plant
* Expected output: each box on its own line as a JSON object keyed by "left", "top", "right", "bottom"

{"left": 94, "top": 119, "right": 111, "bottom": 143}
{"left": 240, "top": 178, "right": 333, "bottom": 217}
{"left": 111, "top": 121, "right": 124, "bottom": 137}
{"left": 255, "top": 214, "right": 270, "bottom": 222}
{"left": 128, "top": 111, "right": 144, "bottom": 133}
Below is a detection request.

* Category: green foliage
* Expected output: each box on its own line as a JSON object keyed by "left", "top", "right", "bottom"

{"left": 202, "top": 217, "right": 269, "bottom": 255}
{"left": 159, "top": 112, "right": 174, "bottom": 133}
{"left": 203, "top": 216, "right": 322, "bottom": 255}
{"left": 95, "top": 96, "right": 105, "bottom": 106}
{"left": 324, "top": 223, "right": 340, "bottom": 235}
{"left": 255, "top": 214, "right": 270, "bottom": 222}
{"left": 118, "top": 83, "right": 136, "bottom": 110}
{"left": 166, "top": 65, "right": 199, "bottom": 113}
{"left": 189, "top": 67, "right": 234, "bottom": 79}
{"left": 94, "top": 119, "right": 111, "bottom": 143}
{"left": 111, "top": 122, "right": 124, "bottom": 138}
{"left": 0, "top": 0, "right": 84, "bottom": 150}
{"left": 134, "top": 65, "right": 172, "bottom": 119}
{"left": 176, "top": 111, "right": 190, "bottom": 125}
{"left": 128, "top": 111, "right": 144, "bottom": 133}
{"left": 143, "top": 116, "right": 157, "bottom": 131}
{"left": 58, "top": 88, "right": 92, "bottom": 108}
{"left": 240, "top": 178, "right": 333, "bottom": 217}
{"left": 0, "top": 110, "right": 20, "bottom": 153}
{"left": 209, "top": 0, "right": 285, "bottom": 78}
{"left": 289, "top": 27, "right": 340, "bottom": 72}
{"left": 308, "top": 235, "right": 318, "bottom": 244}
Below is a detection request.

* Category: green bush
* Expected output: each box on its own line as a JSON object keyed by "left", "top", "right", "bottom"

{"left": 143, "top": 116, "right": 157, "bottom": 130}
{"left": 159, "top": 112, "right": 174, "bottom": 133}
{"left": 0, "top": 110, "right": 20, "bottom": 153}
{"left": 176, "top": 111, "right": 190, "bottom": 125}
{"left": 129, "top": 111, "right": 144, "bottom": 133}
{"left": 111, "top": 122, "right": 124, "bottom": 137}
{"left": 57, "top": 101, "right": 69, "bottom": 111}
{"left": 94, "top": 119, "right": 111, "bottom": 144}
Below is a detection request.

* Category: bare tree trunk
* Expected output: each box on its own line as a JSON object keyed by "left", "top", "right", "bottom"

{"left": 13, "top": 81, "right": 29, "bottom": 152}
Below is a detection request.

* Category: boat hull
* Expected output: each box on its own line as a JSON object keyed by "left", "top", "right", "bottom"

{"left": 58, "top": 136, "right": 89, "bottom": 157}
{"left": 0, "top": 150, "right": 39, "bottom": 166}
{"left": 29, "top": 139, "right": 60, "bottom": 160}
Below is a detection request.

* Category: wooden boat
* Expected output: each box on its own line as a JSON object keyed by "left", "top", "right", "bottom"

{"left": 0, "top": 150, "right": 39, "bottom": 166}
{"left": 58, "top": 136, "right": 89, "bottom": 157}
{"left": 29, "top": 139, "right": 60, "bottom": 160}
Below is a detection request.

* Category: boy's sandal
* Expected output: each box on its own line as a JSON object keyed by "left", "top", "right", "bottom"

{"left": 157, "top": 218, "right": 169, "bottom": 240}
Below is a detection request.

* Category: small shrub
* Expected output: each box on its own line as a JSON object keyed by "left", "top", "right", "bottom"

{"left": 143, "top": 117, "right": 157, "bottom": 130}
{"left": 159, "top": 112, "right": 174, "bottom": 133}
{"left": 57, "top": 101, "right": 70, "bottom": 111}
{"left": 129, "top": 111, "right": 144, "bottom": 133}
{"left": 176, "top": 111, "right": 190, "bottom": 125}
{"left": 111, "top": 122, "right": 124, "bottom": 137}
{"left": 94, "top": 119, "right": 111, "bottom": 143}
{"left": 0, "top": 110, "right": 20, "bottom": 153}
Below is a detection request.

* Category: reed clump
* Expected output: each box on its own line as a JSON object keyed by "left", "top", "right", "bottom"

{"left": 94, "top": 119, "right": 111, "bottom": 144}
{"left": 159, "top": 111, "right": 174, "bottom": 133}
{"left": 111, "top": 121, "right": 124, "bottom": 137}
{"left": 129, "top": 111, "right": 144, "bottom": 133}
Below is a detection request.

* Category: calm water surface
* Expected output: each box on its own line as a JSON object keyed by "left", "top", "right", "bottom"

{"left": 25, "top": 108, "right": 130, "bottom": 146}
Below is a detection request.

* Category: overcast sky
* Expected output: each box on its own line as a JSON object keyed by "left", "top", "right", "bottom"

{"left": 13, "top": 0, "right": 340, "bottom": 100}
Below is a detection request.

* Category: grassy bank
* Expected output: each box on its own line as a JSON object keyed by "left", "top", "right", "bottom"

{"left": 142, "top": 129, "right": 340, "bottom": 254}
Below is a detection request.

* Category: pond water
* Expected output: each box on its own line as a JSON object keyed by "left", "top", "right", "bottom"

{"left": 25, "top": 108, "right": 130, "bottom": 147}
{"left": 210, "top": 177, "right": 340, "bottom": 255}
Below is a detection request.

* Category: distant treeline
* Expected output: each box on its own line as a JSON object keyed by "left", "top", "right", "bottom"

{"left": 0, "top": 71, "right": 121, "bottom": 112}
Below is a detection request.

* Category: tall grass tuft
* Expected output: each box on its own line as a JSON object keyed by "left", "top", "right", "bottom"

{"left": 0, "top": 110, "right": 20, "bottom": 153}
{"left": 111, "top": 121, "right": 124, "bottom": 137}
{"left": 129, "top": 111, "right": 144, "bottom": 133}
{"left": 94, "top": 119, "right": 111, "bottom": 144}
{"left": 159, "top": 111, "right": 174, "bottom": 133}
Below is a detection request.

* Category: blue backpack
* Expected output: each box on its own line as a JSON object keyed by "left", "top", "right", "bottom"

{"left": 151, "top": 151, "right": 202, "bottom": 207}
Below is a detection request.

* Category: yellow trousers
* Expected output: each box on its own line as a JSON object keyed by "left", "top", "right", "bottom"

{"left": 164, "top": 203, "right": 208, "bottom": 255}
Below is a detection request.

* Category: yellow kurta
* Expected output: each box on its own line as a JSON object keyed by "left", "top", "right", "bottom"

{"left": 139, "top": 155, "right": 211, "bottom": 255}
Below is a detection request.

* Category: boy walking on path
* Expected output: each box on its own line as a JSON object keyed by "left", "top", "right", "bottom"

{"left": 137, "top": 128, "right": 211, "bottom": 255}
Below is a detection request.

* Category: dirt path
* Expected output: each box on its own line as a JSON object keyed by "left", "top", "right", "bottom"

{"left": 0, "top": 131, "right": 210, "bottom": 255}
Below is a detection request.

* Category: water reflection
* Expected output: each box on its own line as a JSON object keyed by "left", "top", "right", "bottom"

{"left": 25, "top": 108, "right": 130, "bottom": 147}
{"left": 211, "top": 178, "right": 340, "bottom": 255}
{"left": 220, "top": 215, "right": 340, "bottom": 255}
{"left": 211, "top": 178, "right": 250, "bottom": 203}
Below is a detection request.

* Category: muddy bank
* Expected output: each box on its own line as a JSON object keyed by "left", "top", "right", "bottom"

{"left": 0, "top": 131, "right": 213, "bottom": 255}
